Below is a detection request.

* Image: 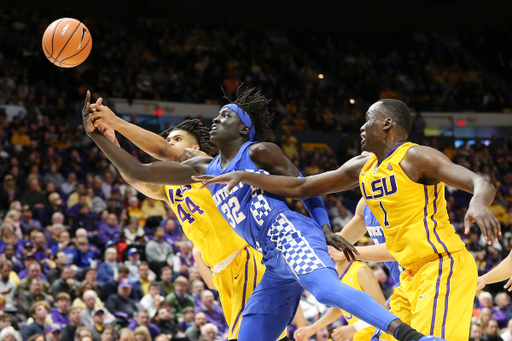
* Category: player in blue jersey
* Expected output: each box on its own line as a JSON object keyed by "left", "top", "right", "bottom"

{"left": 82, "top": 88, "right": 448, "bottom": 341}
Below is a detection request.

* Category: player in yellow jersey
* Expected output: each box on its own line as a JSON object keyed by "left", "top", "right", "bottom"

{"left": 83, "top": 95, "right": 288, "bottom": 340}
{"left": 294, "top": 251, "right": 385, "bottom": 341}
{"left": 197, "top": 99, "right": 500, "bottom": 341}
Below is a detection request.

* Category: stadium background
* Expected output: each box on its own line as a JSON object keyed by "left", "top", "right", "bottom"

{"left": 1, "top": 1, "right": 512, "bottom": 340}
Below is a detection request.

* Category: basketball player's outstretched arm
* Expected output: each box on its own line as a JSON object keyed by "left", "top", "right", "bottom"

{"left": 89, "top": 100, "right": 207, "bottom": 161}
{"left": 401, "top": 145, "right": 500, "bottom": 243}
{"left": 246, "top": 142, "right": 358, "bottom": 256}
{"left": 83, "top": 94, "right": 209, "bottom": 185}
{"left": 477, "top": 251, "right": 512, "bottom": 291}
{"left": 195, "top": 154, "right": 370, "bottom": 199}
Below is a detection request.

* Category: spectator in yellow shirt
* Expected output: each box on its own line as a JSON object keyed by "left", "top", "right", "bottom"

{"left": 488, "top": 198, "right": 507, "bottom": 224}
{"left": 127, "top": 197, "right": 145, "bottom": 227}
{"left": 141, "top": 197, "right": 167, "bottom": 220}
{"left": 10, "top": 126, "right": 30, "bottom": 146}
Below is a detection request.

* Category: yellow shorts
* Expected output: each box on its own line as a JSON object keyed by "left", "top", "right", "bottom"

{"left": 353, "top": 325, "right": 377, "bottom": 341}
{"left": 212, "top": 247, "right": 287, "bottom": 340}
{"left": 380, "top": 249, "right": 476, "bottom": 341}
{"left": 379, "top": 284, "right": 410, "bottom": 341}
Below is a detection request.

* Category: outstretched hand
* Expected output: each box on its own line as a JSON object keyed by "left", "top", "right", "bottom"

{"left": 82, "top": 90, "right": 103, "bottom": 134}
{"left": 322, "top": 225, "right": 358, "bottom": 262}
{"left": 89, "top": 103, "right": 120, "bottom": 131}
{"left": 192, "top": 171, "right": 246, "bottom": 191}
{"left": 465, "top": 202, "right": 501, "bottom": 244}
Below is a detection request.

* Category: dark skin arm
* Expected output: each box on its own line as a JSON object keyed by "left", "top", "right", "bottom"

{"left": 82, "top": 91, "right": 211, "bottom": 185}
{"left": 194, "top": 154, "right": 369, "bottom": 199}
{"left": 89, "top": 103, "right": 207, "bottom": 162}
{"left": 401, "top": 145, "right": 500, "bottom": 243}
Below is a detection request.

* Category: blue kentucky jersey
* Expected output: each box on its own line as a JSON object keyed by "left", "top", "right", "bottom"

{"left": 205, "top": 141, "right": 301, "bottom": 250}
{"left": 363, "top": 205, "right": 403, "bottom": 287}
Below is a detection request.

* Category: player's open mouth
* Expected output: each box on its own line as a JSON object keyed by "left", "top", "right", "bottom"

{"left": 211, "top": 125, "right": 218, "bottom": 131}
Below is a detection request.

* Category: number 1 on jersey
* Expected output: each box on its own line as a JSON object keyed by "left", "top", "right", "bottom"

{"left": 379, "top": 201, "right": 390, "bottom": 227}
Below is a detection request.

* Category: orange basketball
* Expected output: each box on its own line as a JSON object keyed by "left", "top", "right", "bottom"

{"left": 42, "top": 18, "right": 92, "bottom": 68}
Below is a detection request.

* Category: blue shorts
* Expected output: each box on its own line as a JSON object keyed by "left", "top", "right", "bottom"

{"left": 243, "top": 211, "right": 335, "bottom": 322}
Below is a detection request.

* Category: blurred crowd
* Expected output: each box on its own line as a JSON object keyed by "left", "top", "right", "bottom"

{"left": 1, "top": 8, "right": 512, "bottom": 139}
{"left": 1, "top": 6, "right": 512, "bottom": 341}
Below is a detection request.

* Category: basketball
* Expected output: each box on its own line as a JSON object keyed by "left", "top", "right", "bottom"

{"left": 42, "top": 18, "right": 92, "bottom": 68}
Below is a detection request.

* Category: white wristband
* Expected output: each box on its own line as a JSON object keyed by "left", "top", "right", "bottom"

{"left": 353, "top": 320, "right": 372, "bottom": 332}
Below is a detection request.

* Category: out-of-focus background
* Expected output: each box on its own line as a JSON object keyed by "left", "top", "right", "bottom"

{"left": 1, "top": 1, "right": 512, "bottom": 340}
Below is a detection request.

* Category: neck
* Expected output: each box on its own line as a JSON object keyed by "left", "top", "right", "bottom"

{"left": 335, "top": 260, "right": 350, "bottom": 276}
{"left": 217, "top": 138, "right": 247, "bottom": 168}
{"left": 35, "top": 318, "right": 45, "bottom": 325}
{"left": 374, "top": 138, "right": 406, "bottom": 163}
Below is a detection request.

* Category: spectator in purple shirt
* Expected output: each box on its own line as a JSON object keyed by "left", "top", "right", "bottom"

{"left": 51, "top": 292, "right": 71, "bottom": 327}
{"left": 1, "top": 244, "right": 23, "bottom": 273}
{"left": 0, "top": 234, "right": 24, "bottom": 260}
{"left": 477, "top": 292, "right": 507, "bottom": 328}
{"left": 74, "top": 229, "right": 101, "bottom": 259}
{"left": 19, "top": 205, "right": 42, "bottom": 235}
{"left": 45, "top": 223, "right": 66, "bottom": 249}
{"left": 194, "top": 290, "right": 228, "bottom": 338}
{"left": 98, "top": 214, "right": 120, "bottom": 247}
{"left": 162, "top": 219, "right": 181, "bottom": 253}
{"left": 18, "top": 254, "right": 48, "bottom": 282}
{"left": 190, "top": 280, "right": 205, "bottom": 308}
{"left": 71, "top": 204, "right": 98, "bottom": 236}
{"left": 32, "top": 231, "right": 52, "bottom": 264}
{"left": 127, "top": 310, "right": 161, "bottom": 340}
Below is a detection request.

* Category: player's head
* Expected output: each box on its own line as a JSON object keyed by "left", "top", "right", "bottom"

{"left": 360, "top": 99, "right": 412, "bottom": 151}
{"left": 211, "top": 87, "right": 273, "bottom": 144}
{"left": 159, "top": 119, "right": 216, "bottom": 157}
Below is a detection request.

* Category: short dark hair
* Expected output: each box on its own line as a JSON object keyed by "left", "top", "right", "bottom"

{"left": 379, "top": 99, "right": 412, "bottom": 135}
{"left": 224, "top": 87, "right": 274, "bottom": 141}
{"left": 159, "top": 119, "right": 216, "bottom": 157}
{"left": 160, "top": 266, "right": 172, "bottom": 275}
{"left": 0, "top": 260, "right": 12, "bottom": 269}
{"left": 118, "top": 265, "right": 130, "bottom": 275}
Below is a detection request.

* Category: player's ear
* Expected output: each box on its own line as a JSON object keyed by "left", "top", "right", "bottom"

{"left": 192, "top": 144, "right": 200, "bottom": 150}
{"left": 240, "top": 125, "right": 250, "bottom": 137}
{"left": 383, "top": 117, "right": 393, "bottom": 131}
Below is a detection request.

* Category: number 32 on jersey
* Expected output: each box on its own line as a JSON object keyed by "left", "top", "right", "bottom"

{"left": 168, "top": 185, "right": 205, "bottom": 224}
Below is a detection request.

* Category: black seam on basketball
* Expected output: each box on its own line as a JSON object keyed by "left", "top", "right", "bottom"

{"left": 42, "top": 39, "right": 51, "bottom": 58}
{"left": 54, "top": 21, "right": 82, "bottom": 64}
{"left": 50, "top": 18, "right": 65, "bottom": 59}
{"left": 59, "top": 34, "right": 91, "bottom": 64}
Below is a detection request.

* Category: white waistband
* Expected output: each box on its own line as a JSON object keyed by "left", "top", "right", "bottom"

{"left": 211, "top": 249, "right": 243, "bottom": 273}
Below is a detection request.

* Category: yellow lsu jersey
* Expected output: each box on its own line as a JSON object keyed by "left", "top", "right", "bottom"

{"left": 164, "top": 183, "right": 248, "bottom": 268}
{"left": 359, "top": 142, "right": 465, "bottom": 269}
{"left": 338, "top": 261, "right": 376, "bottom": 340}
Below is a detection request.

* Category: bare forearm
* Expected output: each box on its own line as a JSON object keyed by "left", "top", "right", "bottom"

{"left": 309, "top": 307, "right": 343, "bottom": 332}
{"left": 115, "top": 119, "right": 174, "bottom": 160}
{"left": 481, "top": 252, "right": 512, "bottom": 285}
{"left": 88, "top": 131, "right": 197, "bottom": 185}
{"left": 355, "top": 244, "right": 396, "bottom": 262}
{"left": 192, "top": 248, "right": 215, "bottom": 289}
{"left": 469, "top": 177, "right": 496, "bottom": 207}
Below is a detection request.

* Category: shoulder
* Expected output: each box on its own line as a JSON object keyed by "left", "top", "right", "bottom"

{"left": 249, "top": 142, "right": 281, "bottom": 156}
{"left": 403, "top": 145, "right": 442, "bottom": 163}
{"left": 356, "top": 264, "right": 375, "bottom": 278}
{"left": 339, "top": 154, "right": 371, "bottom": 177}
